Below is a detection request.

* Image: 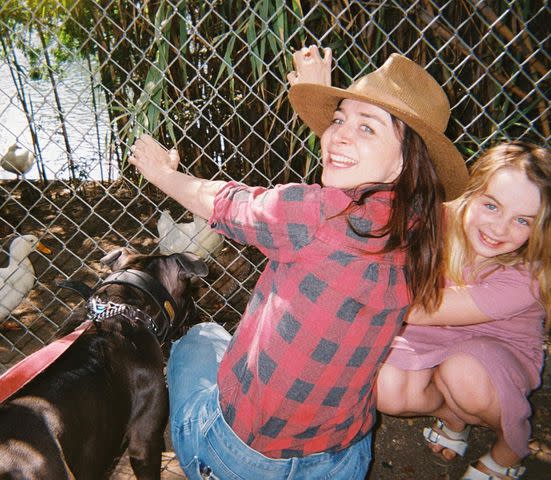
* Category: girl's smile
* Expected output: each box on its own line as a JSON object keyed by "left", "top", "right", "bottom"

{"left": 464, "top": 167, "right": 541, "bottom": 261}
{"left": 320, "top": 99, "right": 403, "bottom": 189}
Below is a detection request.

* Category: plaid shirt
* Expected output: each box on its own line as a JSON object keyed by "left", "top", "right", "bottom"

{"left": 210, "top": 181, "right": 410, "bottom": 459}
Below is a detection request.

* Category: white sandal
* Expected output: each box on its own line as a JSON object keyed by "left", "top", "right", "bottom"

{"left": 423, "top": 418, "right": 471, "bottom": 457}
{"left": 461, "top": 452, "right": 526, "bottom": 479}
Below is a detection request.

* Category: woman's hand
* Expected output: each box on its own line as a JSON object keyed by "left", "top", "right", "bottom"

{"left": 129, "top": 134, "right": 178, "bottom": 185}
{"left": 128, "top": 133, "right": 226, "bottom": 219}
{"left": 287, "top": 45, "right": 332, "bottom": 86}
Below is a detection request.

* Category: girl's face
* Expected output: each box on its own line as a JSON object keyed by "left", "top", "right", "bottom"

{"left": 320, "top": 99, "right": 403, "bottom": 189}
{"left": 464, "top": 167, "right": 541, "bottom": 261}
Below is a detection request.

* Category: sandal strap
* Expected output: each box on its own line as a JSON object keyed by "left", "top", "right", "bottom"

{"left": 479, "top": 452, "right": 526, "bottom": 479}
{"left": 423, "top": 418, "right": 470, "bottom": 456}
{"left": 461, "top": 452, "right": 526, "bottom": 479}
{"left": 435, "top": 418, "right": 471, "bottom": 441}
{"left": 462, "top": 464, "right": 496, "bottom": 480}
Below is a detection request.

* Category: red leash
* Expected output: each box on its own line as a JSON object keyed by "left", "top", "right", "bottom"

{"left": 0, "top": 320, "right": 93, "bottom": 404}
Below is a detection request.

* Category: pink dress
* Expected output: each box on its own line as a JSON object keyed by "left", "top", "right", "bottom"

{"left": 384, "top": 266, "right": 545, "bottom": 458}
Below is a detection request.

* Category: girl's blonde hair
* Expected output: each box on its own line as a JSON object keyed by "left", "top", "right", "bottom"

{"left": 446, "top": 142, "right": 551, "bottom": 328}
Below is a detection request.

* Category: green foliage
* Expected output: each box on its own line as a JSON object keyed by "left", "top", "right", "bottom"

{"left": 127, "top": 0, "right": 548, "bottom": 181}
{"left": 1, "top": 0, "right": 548, "bottom": 183}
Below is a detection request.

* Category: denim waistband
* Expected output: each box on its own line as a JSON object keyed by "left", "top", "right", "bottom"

{"left": 190, "top": 386, "right": 369, "bottom": 479}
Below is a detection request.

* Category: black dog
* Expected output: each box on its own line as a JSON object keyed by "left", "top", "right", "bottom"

{"left": 0, "top": 248, "right": 208, "bottom": 480}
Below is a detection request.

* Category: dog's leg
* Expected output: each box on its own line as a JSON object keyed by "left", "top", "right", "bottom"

{"left": 126, "top": 378, "right": 168, "bottom": 480}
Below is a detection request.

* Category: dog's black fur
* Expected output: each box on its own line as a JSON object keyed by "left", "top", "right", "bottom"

{"left": 0, "top": 248, "right": 208, "bottom": 480}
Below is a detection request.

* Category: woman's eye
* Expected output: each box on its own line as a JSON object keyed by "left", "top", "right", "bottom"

{"left": 484, "top": 203, "right": 497, "bottom": 211}
{"left": 360, "top": 125, "right": 373, "bottom": 134}
{"left": 331, "top": 117, "right": 344, "bottom": 125}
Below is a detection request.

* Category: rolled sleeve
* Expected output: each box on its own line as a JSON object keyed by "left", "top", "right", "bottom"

{"left": 208, "top": 182, "right": 324, "bottom": 259}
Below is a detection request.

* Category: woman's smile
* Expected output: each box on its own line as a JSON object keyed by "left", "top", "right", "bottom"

{"left": 326, "top": 153, "right": 357, "bottom": 168}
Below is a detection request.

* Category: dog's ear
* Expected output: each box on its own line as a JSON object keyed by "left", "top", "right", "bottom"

{"left": 100, "top": 247, "right": 136, "bottom": 270}
{"left": 173, "top": 252, "right": 209, "bottom": 278}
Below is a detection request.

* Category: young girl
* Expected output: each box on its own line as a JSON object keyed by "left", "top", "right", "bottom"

{"left": 129, "top": 51, "right": 468, "bottom": 479}
{"left": 377, "top": 142, "right": 550, "bottom": 480}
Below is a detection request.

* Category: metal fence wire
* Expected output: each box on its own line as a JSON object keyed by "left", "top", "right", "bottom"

{"left": 0, "top": 0, "right": 549, "bottom": 371}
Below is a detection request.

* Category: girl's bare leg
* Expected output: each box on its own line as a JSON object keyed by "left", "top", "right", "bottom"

{"left": 378, "top": 356, "right": 523, "bottom": 474}
{"left": 435, "top": 354, "right": 522, "bottom": 476}
{"left": 377, "top": 362, "right": 469, "bottom": 460}
{"left": 376, "top": 363, "right": 442, "bottom": 415}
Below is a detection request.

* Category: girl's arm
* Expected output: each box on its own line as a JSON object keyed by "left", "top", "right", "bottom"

{"left": 406, "top": 285, "right": 493, "bottom": 326}
{"left": 129, "top": 134, "right": 227, "bottom": 219}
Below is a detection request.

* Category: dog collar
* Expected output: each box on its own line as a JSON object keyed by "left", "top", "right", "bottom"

{"left": 99, "top": 269, "right": 179, "bottom": 324}
{"left": 88, "top": 297, "right": 163, "bottom": 338}
{"left": 58, "top": 268, "right": 194, "bottom": 343}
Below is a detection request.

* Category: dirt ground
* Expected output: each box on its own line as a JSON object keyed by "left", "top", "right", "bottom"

{"left": 2, "top": 180, "right": 550, "bottom": 479}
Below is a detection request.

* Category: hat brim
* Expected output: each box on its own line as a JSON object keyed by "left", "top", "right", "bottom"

{"left": 289, "top": 83, "right": 468, "bottom": 201}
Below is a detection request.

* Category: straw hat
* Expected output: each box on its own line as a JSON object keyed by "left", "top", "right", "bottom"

{"left": 289, "top": 53, "right": 469, "bottom": 200}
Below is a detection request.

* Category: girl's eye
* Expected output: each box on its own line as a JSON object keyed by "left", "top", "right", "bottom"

{"left": 331, "top": 117, "right": 344, "bottom": 125}
{"left": 360, "top": 125, "right": 374, "bottom": 134}
{"left": 484, "top": 203, "right": 497, "bottom": 211}
{"left": 516, "top": 217, "right": 530, "bottom": 227}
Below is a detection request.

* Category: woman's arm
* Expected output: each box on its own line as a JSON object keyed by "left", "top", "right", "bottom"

{"left": 129, "top": 134, "right": 227, "bottom": 219}
{"left": 406, "top": 285, "right": 493, "bottom": 326}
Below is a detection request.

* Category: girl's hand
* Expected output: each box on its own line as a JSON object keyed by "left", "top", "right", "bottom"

{"left": 287, "top": 45, "right": 332, "bottom": 86}
{"left": 129, "top": 134, "right": 178, "bottom": 184}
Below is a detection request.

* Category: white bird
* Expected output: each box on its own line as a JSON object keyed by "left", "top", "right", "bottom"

{"left": 0, "top": 235, "right": 51, "bottom": 321}
{"left": 0, "top": 144, "right": 35, "bottom": 177}
{"left": 157, "top": 210, "right": 223, "bottom": 259}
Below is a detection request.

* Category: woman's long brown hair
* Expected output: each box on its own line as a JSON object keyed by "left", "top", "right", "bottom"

{"left": 347, "top": 120, "right": 446, "bottom": 311}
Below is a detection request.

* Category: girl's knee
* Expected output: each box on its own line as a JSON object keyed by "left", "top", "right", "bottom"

{"left": 377, "top": 364, "right": 420, "bottom": 414}
{"left": 436, "top": 355, "right": 497, "bottom": 414}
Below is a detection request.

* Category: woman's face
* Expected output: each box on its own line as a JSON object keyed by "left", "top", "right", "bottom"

{"left": 320, "top": 99, "right": 404, "bottom": 190}
{"left": 464, "top": 167, "right": 541, "bottom": 261}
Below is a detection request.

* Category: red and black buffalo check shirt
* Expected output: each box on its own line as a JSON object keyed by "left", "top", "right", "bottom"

{"left": 209, "top": 181, "right": 410, "bottom": 459}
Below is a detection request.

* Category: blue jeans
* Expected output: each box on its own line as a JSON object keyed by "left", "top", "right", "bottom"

{"left": 167, "top": 322, "right": 372, "bottom": 479}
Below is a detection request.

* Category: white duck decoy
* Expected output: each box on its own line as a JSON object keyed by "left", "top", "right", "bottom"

{"left": 0, "top": 235, "right": 51, "bottom": 321}
{"left": 157, "top": 210, "right": 223, "bottom": 258}
{"left": 0, "top": 144, "right": 35, "bottom": 177}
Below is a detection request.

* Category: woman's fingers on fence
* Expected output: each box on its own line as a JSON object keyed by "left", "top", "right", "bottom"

{"left": 290, "top": 45, "right": 331, "bottom": 86}
{"left": 287, "top": 70, "right": 299, "bottom": 86}
{"left": 322, "top": 47, "right": 332, "bottom": 86}
{"left": 129, "top": 135, "right": 164, "bottom": 172}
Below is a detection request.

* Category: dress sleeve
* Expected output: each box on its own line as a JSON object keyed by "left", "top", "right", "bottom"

{"left": 208, "top": 181, "right": 325, "bottom": 260}
{"left": 468, "top": 267, "right": 540, "bottom": 320}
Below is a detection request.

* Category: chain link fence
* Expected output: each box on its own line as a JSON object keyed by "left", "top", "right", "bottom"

{"left": 0, "top": 0, "right": 549, "bottom": 371}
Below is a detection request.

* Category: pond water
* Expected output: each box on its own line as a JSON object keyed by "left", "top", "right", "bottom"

{"left": 0, "top": 54, "right": 118, "bottom": 181}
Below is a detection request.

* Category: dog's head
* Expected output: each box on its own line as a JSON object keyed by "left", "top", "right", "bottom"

{"left": 99, "top": 247, "right": 208, "bottom": 341}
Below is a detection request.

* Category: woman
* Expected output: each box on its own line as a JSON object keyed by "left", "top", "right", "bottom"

{"left": 129, "top": 50, "right": 468, "bottom": 479}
